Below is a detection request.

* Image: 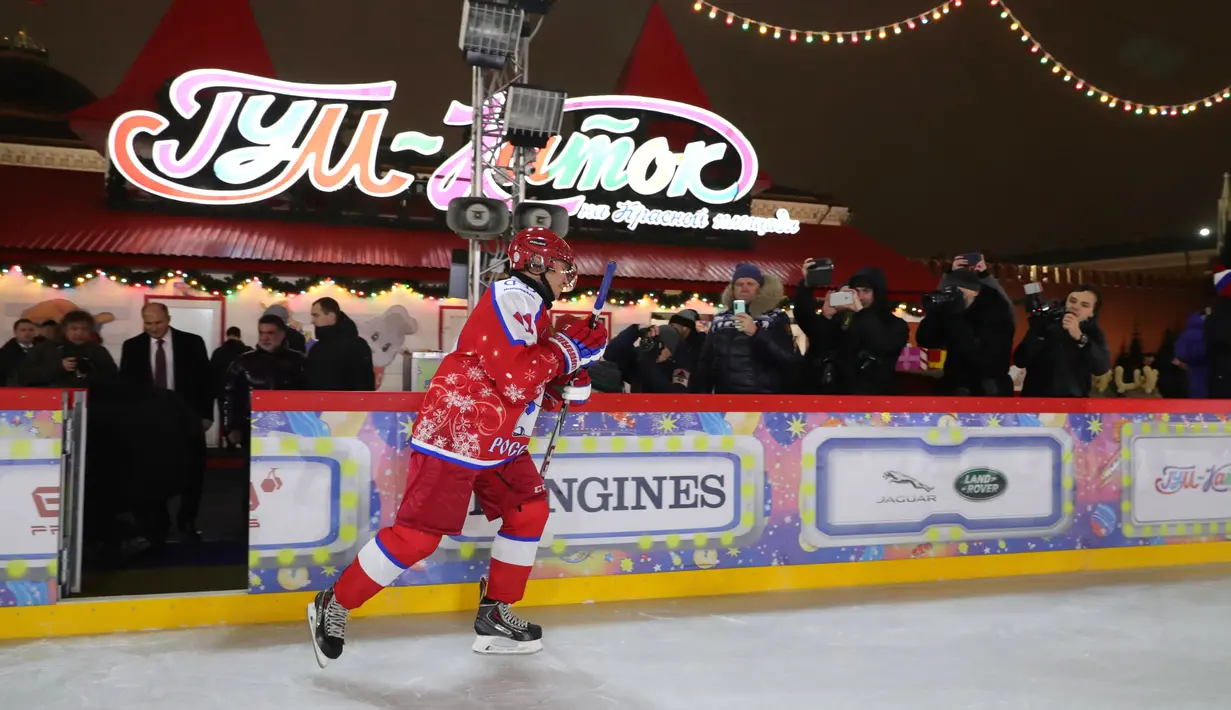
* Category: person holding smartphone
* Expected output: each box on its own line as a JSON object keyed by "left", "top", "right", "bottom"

{"left": 689, "top": 263, "right": 800, "bottom": 394}
{"left": 794, "top": 261, "right": 908, "bottom": 395}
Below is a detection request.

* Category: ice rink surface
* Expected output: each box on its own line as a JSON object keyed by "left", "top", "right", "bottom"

{"left": 3, "top": 567, "right": 1230, "bottom": 710}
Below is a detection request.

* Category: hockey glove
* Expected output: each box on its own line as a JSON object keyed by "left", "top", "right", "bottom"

{"left": 548, "top": 317, "right": 608, "bottom": 375}
{"left": 543, "top": 370, "right": 592, "bottom": 411}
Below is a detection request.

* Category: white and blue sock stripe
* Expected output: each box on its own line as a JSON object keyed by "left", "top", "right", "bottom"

{"left": 491, "top": 531, "right": 540, "bottom": 567}
{"left": 357, "top": 534, "right": 409, "bottom": 587}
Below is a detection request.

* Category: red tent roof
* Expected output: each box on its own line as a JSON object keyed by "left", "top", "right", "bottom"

{"left": 615, "top": 2, "right": 711, "bottom": 110}
{"left": 0, "top": 167, "right": 938, "bottom": 295}
{"left": 68, "top": 0, "right": 275, "bottom": 152}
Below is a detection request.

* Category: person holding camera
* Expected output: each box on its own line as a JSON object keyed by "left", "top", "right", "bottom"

{"left": 16, "top": 310, "right": 118, "bottom": 387}
{"left": 605, "top": 309, "right": 705, "bottom": 393}
{"left": 794, "top": 261, "right": 907, "bottom": 395}
{"left": 1013, "top": 285, "right": 1110, "bottom": 397}
{"left": 915, "top": 269, "right": 1015, "bottom": 396}
{"left": 690, "top": 263, "right": 800, "bottom": 394}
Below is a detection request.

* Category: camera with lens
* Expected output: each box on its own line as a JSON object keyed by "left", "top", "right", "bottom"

{"left": 922, "top": 286, "right": 962, "bottom": 314}
{"left": 636, "top": 326, "right": 662, "bottom": 355}
{"left": 58, "top": 343, "right": 95, "bottom": 376}
{"left": 1023, "top": 282, "right": 1064, "bottom": 327}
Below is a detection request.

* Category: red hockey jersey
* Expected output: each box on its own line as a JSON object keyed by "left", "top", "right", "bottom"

{"left": 410, "top": 276, "right": 567, "bottom": 468}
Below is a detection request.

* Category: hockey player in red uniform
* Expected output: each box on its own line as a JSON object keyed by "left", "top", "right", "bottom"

{"left": 308, "top": 226, "right": 608, "bottom": 665}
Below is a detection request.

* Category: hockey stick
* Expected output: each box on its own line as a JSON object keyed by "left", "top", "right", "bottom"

{"left": 540, "top": 260, "right": 617, "bottom": 478}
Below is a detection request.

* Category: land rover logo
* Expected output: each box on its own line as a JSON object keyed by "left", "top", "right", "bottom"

{"left": 955, "top": 468, "right": 1007, "bottom": 501}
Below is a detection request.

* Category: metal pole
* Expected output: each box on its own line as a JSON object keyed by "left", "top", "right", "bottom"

{"left": 466, "top": 66, "right": 485, "bottom": 314}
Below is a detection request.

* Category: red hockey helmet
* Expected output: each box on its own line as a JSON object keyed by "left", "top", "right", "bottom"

{"left": 508, "top": 226, "right": 577, "bottom": 293}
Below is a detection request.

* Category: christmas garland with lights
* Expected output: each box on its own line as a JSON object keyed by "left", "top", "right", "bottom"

{"left": 0, "top": 263, "right": 729, "bottom": 310}
{"left": 690, "top": 0, "right": 1231, "bottom": 116}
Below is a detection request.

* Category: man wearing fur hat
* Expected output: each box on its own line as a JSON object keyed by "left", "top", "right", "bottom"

{"left": 689, "top": 263, "right": 801, "bottom": 394}
{"left": 915, "top": 268, "right": 1016, "bottom": 396}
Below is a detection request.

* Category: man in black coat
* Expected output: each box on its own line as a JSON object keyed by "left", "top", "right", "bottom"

{"left": 1014, "top": 285, "right": 1111, "bottom": 397}
{"left": 916, "top": 268, "right": 1016, "bottom": 397}
{"left": 0, "top": 318, "right": 38, "bottom": 386}
{"left": 306, "top": 298, "right": 375, "bottom": 391}
{"left": 794, "top": 263, "right": 909, "bottom": 395}
{"left": 223, "top": 315, "right": 307, "bottom": 446}
{"left": 119, "top": 302, "right": 212, "bottom": 538}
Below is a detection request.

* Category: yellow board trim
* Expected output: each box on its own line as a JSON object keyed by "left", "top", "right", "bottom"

{"left": 4, "top": 542, "right": 1231, "bottom": 641}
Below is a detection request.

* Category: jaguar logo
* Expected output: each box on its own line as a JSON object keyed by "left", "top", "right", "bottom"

{"left": 883, "top": 471, "right": 934, "bottom": 492}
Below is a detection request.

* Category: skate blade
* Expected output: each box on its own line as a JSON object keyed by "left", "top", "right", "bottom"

{"left": 306, "top": 601, "right": 330, "bottom": 669}
{"left": 471, "top": 635, "right": 542, "bottom": 655}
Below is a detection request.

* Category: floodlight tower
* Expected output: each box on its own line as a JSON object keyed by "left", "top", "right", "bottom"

{"left": 453, "top": 0, "right": 568, "bottom": 313}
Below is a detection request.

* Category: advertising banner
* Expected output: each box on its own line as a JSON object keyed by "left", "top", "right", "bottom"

{"left": 0, "top": 403, "right": 65, "bottom": 608}
{"left": 246, "top": 406, "right": 1231, "bottom": 595}
{"left": 1120, "top": 420, "right": 1231, "bottom": 537}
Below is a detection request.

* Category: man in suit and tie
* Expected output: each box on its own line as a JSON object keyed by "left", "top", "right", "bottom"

{"left": 120, "top": 302, "right": 213, "bottom": 540}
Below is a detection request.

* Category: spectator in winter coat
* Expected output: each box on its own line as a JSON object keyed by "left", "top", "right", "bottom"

{"left": 16, "top": 310, "right": 118, "bottom": 388}
{"left": 210, "top": 327, "right": 252, "bottom": 448}
{"left": 223, "top": 316, "right": 307, "bottom": 445}
{"left": 605, "top": 309, "right": 706, "bottom": 393}
{"left": 1207, "top": 295, "right": 1231, "bottom": 399}
{"left": 306, "top": 298, "right": 376, "bottom": 391}
{"left": 915, "top": 268, "right": 1015, "bottom": 396}
{"left": 1013, "top": 285, "right": 1110, "bottom": 398}
{"left": 690, "top": 263, "right": 801, "bottom": 394}
{"left": 1174, "top": 308, "right": 1210, "bottom": 398}
{"left": 0, "top": 318, "right": 38, "bottom": 386}
{"left": 794, "top": 263, "right": 908, "bottom": 395}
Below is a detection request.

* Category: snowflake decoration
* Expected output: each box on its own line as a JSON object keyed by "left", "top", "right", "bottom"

{"left": 503, "top": 384, "right": 525, "bottom": 402}
{"left": 478, "top": 386, "right": 494, "bottom": 399}
{"left": 452, "top": 432, "right": 480, "bottom": 457}
{"left": 444, "top": 390, "right": 476, "bottom": 412}
{"left": 466, "top": 365, "right": 485, "bottom": 381}
{"left": 444, "top": 373, "right": 463, "bottom": 386}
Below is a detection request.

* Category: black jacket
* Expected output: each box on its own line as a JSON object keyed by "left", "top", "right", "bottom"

{"left": 689, "top": 275, "right": 802, "bottom": 395}
{"left": 794, "top": 267, "right": 909, "bottom": 395}
{"left": 916, "top": 285, "right": 1015, "bottom": 396}
{"left": 15, "top": 338, "right": 118, "bottom": 388}
{"left": 0, "top": 338, "right": 34, "bottom": 386}
{"left": 1207, "top": 298, "right": 1231, "bottom": 398}
{"left": 119, "top": 328, "right": 213, "bottom": 420}
{"left": 222, "top": 345, "right": 307, "bottom": 433}
{"left": 305, "top": 312, "right": 376, "bottom": 391}
{"left": 210, "top": 338, "right": 253, "bottom": 402}
{"left": 606, "top": 324, "right": 706, "bottom": 393}
{"left": 1014, "top": 315, "right": 1110, "bottom": 398}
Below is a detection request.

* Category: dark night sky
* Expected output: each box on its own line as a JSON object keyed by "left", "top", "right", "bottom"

{"left": 3, "top": 0, "right": 1229, "bottom": 258}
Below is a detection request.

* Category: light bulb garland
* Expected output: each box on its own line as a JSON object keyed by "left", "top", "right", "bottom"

{"left": 690, "top": 0, "right": 961, "bottom": 45}
{"left": 0, "top": 264, "right": 725, "bottom": 310}
{"left": 690, "top": 0, "right": 1231, "bottom": 116}
{"left": 991, "top": 0, "right": 1229, "bottom": 116}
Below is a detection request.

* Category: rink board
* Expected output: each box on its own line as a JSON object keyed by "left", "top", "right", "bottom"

{"left": 6, "top": 392, "right": 1231, "bottom": 638}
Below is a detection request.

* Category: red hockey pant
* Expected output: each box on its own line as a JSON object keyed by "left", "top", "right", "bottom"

{"left": 333, "top": 451, "right": 548, "bottom": 610}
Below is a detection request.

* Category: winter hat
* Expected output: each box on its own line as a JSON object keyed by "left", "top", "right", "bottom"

{"left": 669, "top": 308, "right": 699, "bottom": 331}
{"left": 940, "top": 268, "right": 983, "bottom": 291}
{"left": 657, "top": 324, "right": 682, "bottom": 354}
{"left": 732, "top": 262, "right": 765, "bottom": 286}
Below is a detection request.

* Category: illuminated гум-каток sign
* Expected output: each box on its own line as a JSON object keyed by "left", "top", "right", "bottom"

{"left": 107, "top": 69, "right": 798, "bottom": 235}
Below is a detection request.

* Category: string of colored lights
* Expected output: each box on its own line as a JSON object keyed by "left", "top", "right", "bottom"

{"left": 991, "top": 0, "right": 1229, "bottom": 116}
{"left": 689, "top": 0, "right": 1231, "bottom": 116}
{"left": 689, "top": 1, "right": 962, "bottom": 44}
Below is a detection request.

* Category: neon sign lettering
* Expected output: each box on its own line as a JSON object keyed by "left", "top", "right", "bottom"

{"left": 108, "top": 70, "right": 763, "bottom": 220}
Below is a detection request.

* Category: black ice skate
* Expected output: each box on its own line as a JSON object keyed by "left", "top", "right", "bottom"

{"left": 472, "top": 576, "right": 543, "bottom": 655}
{"left": 307, "top": 586, "right": 350, "bottom": 668}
